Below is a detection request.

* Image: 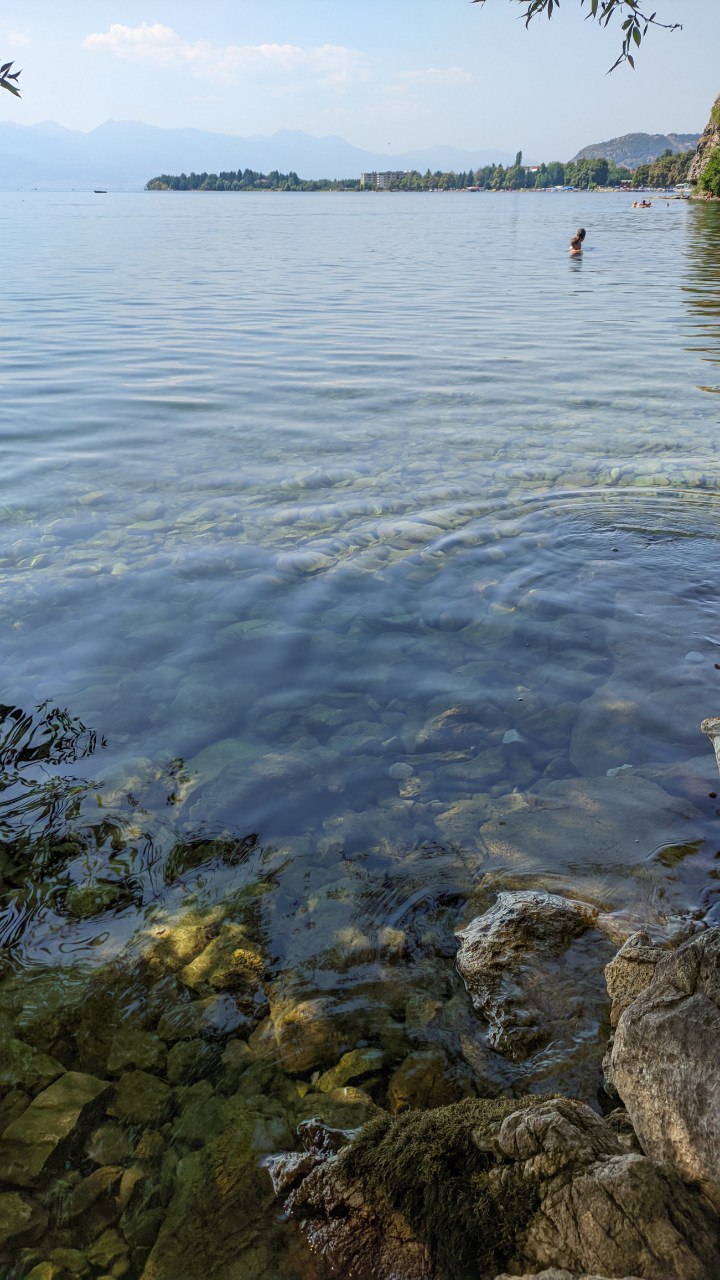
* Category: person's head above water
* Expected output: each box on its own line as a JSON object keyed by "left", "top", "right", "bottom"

{"left": 576, "top": 228, "right": 586, "bottom": 241}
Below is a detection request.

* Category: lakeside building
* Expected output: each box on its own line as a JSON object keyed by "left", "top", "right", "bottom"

{"left": 360, "top": 171, "right": 409, "bottom": 189}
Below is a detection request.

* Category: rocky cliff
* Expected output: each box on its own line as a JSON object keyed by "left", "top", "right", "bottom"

{"left": 688, "top": 94, "right": 720, "bottom": 190}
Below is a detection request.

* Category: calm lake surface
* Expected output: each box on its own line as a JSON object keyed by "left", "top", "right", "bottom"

{"left": 1, "top": 190, "right": 720, "bottom": 1274}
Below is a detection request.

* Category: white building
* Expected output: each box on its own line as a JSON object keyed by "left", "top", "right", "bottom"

{"left": 360, "top": 171, "right": 408, "bottom": 189}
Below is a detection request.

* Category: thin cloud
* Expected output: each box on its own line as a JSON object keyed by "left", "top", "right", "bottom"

{"left": 5, "top": 28, "right": 30, "bottom": 47}
{"left": 82, "top": 22, "right": 366, "bottom": 86}
{"left": 395, "top": 67, "right": 473, "bottom": 86}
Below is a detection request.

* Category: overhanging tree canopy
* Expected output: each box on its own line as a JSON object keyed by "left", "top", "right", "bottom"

{"left": 0, "top": 61, "right": 21, "bottom": 96}
{"left": 473, "top": 0, "right": 681, "bottom": 70}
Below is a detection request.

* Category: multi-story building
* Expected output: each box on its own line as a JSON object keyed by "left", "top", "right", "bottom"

{"left": 360, "top": 171, "right": 408, "bottom": 189}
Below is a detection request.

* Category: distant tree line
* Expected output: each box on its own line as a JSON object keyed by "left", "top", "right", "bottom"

{"left": 146, "top": 149, "right": 696, "bottom": 195}
{"left": 146, "top": 169, "right": 361, "bottom": 192}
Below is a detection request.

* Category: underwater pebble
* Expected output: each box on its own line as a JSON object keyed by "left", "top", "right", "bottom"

{"left": 388, "top": 762, "right": 414, "bottom": 781}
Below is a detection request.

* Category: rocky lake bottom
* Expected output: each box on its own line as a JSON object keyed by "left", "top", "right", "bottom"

{"left": 1, "top": 191, "right": 720, "bottom": 1277}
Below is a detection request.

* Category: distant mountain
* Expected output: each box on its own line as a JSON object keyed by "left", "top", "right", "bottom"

{"left": 571, "top": 132, "right": 700, "bottom": 170}
{"left": 0, "top": 120, "right": 513, "bottom": 191}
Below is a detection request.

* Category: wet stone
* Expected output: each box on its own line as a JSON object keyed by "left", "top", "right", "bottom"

{"left": 165, "top": 1037, "right": 219, "bottom": 1086}
{"left": 47, "top": 1248, "right": 91, "bottom": 1276}
{"left": 0, "top": 1089, "right": 31, "bottom": 1132}
{"left": 178, "top": 923, "right": 264, "bottom": 1008}
{"left": 314, "top": 1048, "right": 385, "bottom": 1093}
{"left": 387, "top": 1049, "right": 474, "bottom": 1114}
{"left": 133, "top": 1129, "right": 166, "bottom": 1162}
{"left": 107, "top": 1071, "right": 173, "bottom": 1128}
{"left": 0, "top": 1190, "right": 48, "bottom": 1248}
{"left": 156, "top": 993, "right": 251, "bottom": 1043}
{"left": 456, "top": 891, "right": 613, "bottom": 1089}
{"left": 0, "top": 1040, "right": 64, "bottom": 1097}
{"left": 0, "top": 1071, "right": 109, "bottom": 1187}
{"left": 106, "top": 1029, "right": 167, "bottom": 1076}
{"left": 85, "top": 1228, "right": 127, "bottom": 1271}
{"left": 66, "top": 1166, "right": 124, "bottom": 1219}
{"left": 86, "top": 1124, "right": 135, "bottom": 1167}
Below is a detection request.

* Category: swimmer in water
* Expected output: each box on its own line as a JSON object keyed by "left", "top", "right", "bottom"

{"left": 569, "top": 226, "right": 586, "bottom": 256}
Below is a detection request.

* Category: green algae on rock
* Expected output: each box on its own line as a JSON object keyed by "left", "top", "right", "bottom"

{"left": 274, "top": 1097, "right": 720, "bottom": 1280}
{"left": 343, "top": 1096, "right": 543, "bottom": 1279}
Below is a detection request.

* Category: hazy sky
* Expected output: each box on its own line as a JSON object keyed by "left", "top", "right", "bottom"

{"left": 1, "top": 1, "right": 717, "bottom": 159}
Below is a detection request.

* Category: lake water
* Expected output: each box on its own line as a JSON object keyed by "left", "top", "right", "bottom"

{"left": 1, "top": 190, "right": 720, "bottom": 1275}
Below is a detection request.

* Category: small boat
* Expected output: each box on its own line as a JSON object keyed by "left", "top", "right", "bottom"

{"left": 94, "top": 189, "right": 107, "bottom": 194}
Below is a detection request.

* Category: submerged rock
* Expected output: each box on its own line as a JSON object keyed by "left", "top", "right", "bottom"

{"left": 387, "top": 1049, "right": 475, "bottom": 1115}
{"left": 178, "top": 922, "right": 265, "bottom": 1013}
{"left": 106, "top": 1029, "right": 167, "bottom": 1076}
{"left": 478, "top": 773, "right": 706, "bottom": 878}
{"left": 610, "top": 926, "right": 720, "bottom": 1203}
{"left": 0, "top": 1039, "right": 64, "bottom": 1096}
{"left": 140, "top": 1099, "right": 302, "bottom": 1280}
{"left": 270, "top": 1097, "right": 720, "bottom": 1280}
{"left": 314, "top": 1047, "right": 384, "bottom": 1093}
{"left": 0, "top": 1190, "right": 48, "bottom": 1248}
{"left": 455, "top": 891, "right": 612, "bottom": 1080}
{"left": 107, "top": 1070, "right": 173, "bottom": 1128}
{"left": 0, "top": 1071, "right": 109, "bottom": 1187}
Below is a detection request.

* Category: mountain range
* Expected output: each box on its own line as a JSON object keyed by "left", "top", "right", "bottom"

{"left": 0, "top": 121, "right": 702, "bottom": 189}
{"left": 0, "top": 120, "right": 514, "bottom": 191}
{"left": 571, "top": 131, "right": 700, "bottom": 170}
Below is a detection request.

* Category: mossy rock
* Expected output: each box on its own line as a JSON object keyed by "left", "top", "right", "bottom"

{"left": 343, "top": 1096, "right": 543, "bottom": 1280}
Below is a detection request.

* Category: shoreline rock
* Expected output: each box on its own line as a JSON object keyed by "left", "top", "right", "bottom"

{"left": 269, "top": 1098, "right": 720, "bottom": 1280}
{"left": 610, "top": 926, "right": 720, "bottom": 1204}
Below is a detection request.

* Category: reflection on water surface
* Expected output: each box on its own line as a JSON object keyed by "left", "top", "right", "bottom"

{"left": 1, "top": 192, "right": 720, "bottom": 1277}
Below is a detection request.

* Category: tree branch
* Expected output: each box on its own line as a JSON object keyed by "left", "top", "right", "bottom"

{"left": 0, "top": 61, "right": 21, "bottom": 97}
{"left": 471, "top": 1, "right": 682, "bottom": 70}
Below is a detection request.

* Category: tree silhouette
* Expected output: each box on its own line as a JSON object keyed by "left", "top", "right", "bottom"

{"left": 473, "top": 1, "right": 681, "bottom": 70}
{"left": 0, "top": 61, "right": 21, "bottom": 97}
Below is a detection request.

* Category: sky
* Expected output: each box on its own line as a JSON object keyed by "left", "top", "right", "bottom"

{"left": 1, "top": 1, "right": 718, "bottom": 160}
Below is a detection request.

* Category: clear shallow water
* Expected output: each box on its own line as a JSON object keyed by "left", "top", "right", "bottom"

{"left": 1, "top": 189, "right": 720, "bottom": 1275}
{"left": 1, "top": 190, "right": 720, "bottom": 945}
{"left": 2, "top": 192, "right": 720, "bottom": 954}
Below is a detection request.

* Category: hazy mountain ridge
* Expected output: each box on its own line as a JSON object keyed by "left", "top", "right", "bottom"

{"left": 0, "top": 120, "right": 702, "bottom": 189}
{"left": 0, "top": 120, "right": 513, "bottom": 191}
{"left": 572, "top": 131, "right": 700, "bottom": 170}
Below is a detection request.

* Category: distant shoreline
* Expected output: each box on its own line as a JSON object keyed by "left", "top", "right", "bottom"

{"left": 144, "top": 186, "right": 690, "bottom": 197}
